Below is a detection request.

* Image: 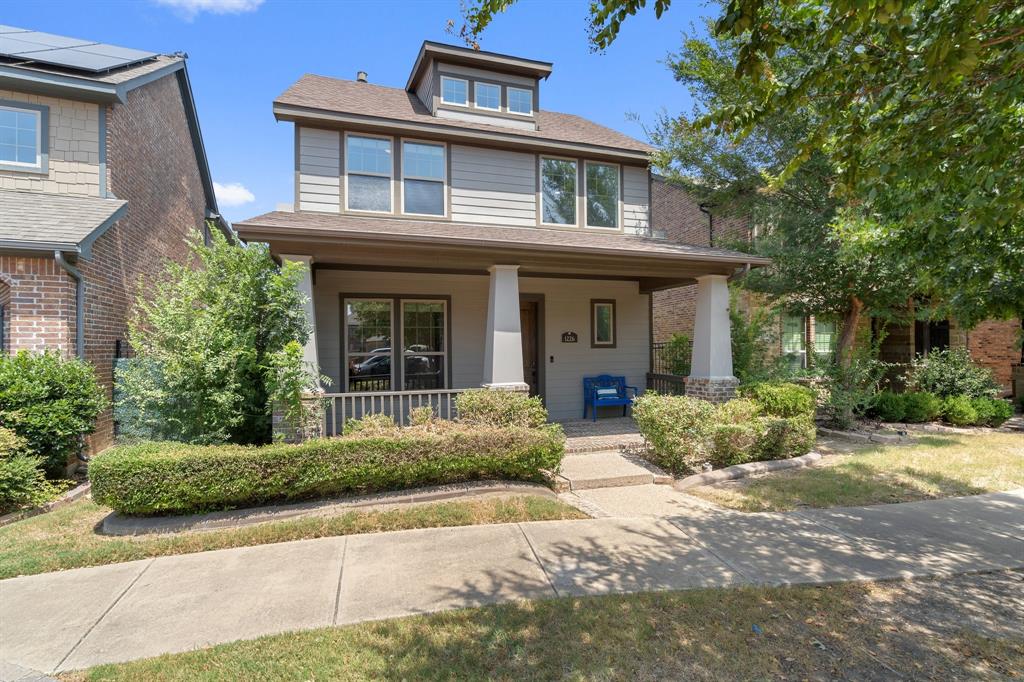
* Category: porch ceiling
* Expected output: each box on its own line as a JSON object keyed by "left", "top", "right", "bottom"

{"left": 235, "top": 211, "right": 769, "bottom": 291}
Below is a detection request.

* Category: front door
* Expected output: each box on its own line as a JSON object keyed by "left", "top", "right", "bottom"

{"left": 520, "top": 301, "right": 539, "bottom": 397}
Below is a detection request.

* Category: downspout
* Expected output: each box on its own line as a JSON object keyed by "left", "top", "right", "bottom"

{"left": 54, "top": 251, "right": 84, "bottom": 359}
{"left": 698, "top": 203, "right": 713, "bottom": 247}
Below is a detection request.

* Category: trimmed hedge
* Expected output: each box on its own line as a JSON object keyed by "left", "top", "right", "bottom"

{"left": 455, "top": 389, "right": 548, "bottom": 429}
{"left": 871, "top": 390, "right": 1008, "bottom": 427}
{"left": 634, "top": 383, "right": 816, "bottom": 476}
{"left": 90, "top": 422, "right": 565, "bottom": 516}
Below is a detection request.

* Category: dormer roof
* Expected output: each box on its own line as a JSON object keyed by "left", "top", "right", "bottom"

{"left": 404, "top": 40, "right": 553, "bottom": 92}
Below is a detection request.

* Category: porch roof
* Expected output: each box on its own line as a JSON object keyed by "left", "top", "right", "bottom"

{"left": 235, "top": 211, "right": 770, "bottom": 290}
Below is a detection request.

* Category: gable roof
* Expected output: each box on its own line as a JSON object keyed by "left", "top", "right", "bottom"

{"left": 274, "top": 74, "right": 653, "bottom": 161}
{"left": 0, "top": 189, "right": 126, "bottom": 256}
{"left": 404, "top": 41, "right": 553, "bottom": 91}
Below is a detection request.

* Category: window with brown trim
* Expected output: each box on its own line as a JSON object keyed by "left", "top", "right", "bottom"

{"left": 591, "top": 299, "right": 616, "bottom": 347}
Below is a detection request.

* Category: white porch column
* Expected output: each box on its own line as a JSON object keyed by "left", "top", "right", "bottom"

{"left": 280, "top": 254, "right": 320, "bottom": 384}
{"left": 686, "top": 274, "right": 738, "bottom": 402}
{"left": 482, "top": 264, "right": 528, "bottom": 391}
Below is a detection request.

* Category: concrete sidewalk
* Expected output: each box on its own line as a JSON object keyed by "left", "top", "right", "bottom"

{"left": 2, "top": 489, "right": 1023, "bottom": 675}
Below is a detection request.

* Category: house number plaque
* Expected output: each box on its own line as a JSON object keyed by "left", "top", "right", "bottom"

{"left": 561, "top": 331, "right": 578, "bottom": 343}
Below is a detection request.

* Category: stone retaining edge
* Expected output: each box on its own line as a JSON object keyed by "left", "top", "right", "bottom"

{"left": 101, "top": 480, "right": 558, "bottom": 537}
{"left": 0, "top": 481, "right": 91, "bottom": 528}
{"left": 673, "top": 452, "right": 823, "bottom": 491}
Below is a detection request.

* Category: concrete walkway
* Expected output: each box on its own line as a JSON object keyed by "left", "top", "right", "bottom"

{"left": 2, "top": 489, "right": 1023, "bottom": 675}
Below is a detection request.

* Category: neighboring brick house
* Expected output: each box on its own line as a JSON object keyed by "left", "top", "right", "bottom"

{"left": 650, "top": 178, "right": 1022, "bottom": 395}
{"left": 0, "top": 27, "right": 229, "bottom": 463}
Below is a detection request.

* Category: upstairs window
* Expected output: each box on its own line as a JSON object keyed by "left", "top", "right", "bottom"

{"left": 440, "top": 76, "right": 468, "bottom": 106}
{"left": 346, "top": 134, "right": 392, "bottom": 213}
{"left": 585, "top": 162, "right": 619, "bottom": 229}
{"left": 402, "top": 140, "right": 445, "bottom": 216}
{"left": 0, "top": 104, "right": 43, "bottom": 171}
{"left": 474, "top": 82, "right": 500, "bottom": 111}
{"left": 540, "top": 157, "right": 577, "bottom": 225}
{"left": 507, "top": 87, "right": 532, "bottom": 115}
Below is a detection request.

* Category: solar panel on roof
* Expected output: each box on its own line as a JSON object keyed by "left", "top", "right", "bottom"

{"left": 0, "top": 26, "right": 157, "bottom": 73}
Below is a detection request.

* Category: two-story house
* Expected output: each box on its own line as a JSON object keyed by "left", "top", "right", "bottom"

{"left": 0, "top": 27, "right": 228, "bottom": 462}
{"left": 236, "top": 41, "right": 767, "bottom": 428}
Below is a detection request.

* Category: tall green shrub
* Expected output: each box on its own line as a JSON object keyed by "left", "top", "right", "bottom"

{"left": 455, "top": 389, "right": 548, "bottom": 428}
{"left": 661, "top": 333, "right": 692, "bottom": 375}
{"left": 906, "top": 348, "right": 1000, "bottom": 399}
{"left": 729, "top": 291, "right": 783, "bottom": 384}
{"left": 632, "top": 393, "right": 716, "bottom": 473}
{"left": 116, "top": 229, "right": 323, "bottom": 445}
{"left": 0, "top": 351, "right": 106, "bottom": 475}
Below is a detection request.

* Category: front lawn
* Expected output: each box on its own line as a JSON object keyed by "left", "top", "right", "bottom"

{"left": 61, "top": 571, "right": 1023, "bottom": 681}
{"left": 688, "top": 433, "right": 1024, "bottom": 512}
{"left": 0, "top": 496, "right": 584, "bottom": 579}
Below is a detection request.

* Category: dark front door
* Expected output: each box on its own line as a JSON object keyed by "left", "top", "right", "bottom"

{"left": 520, "top": 301, "right": 539, "bottom": 397}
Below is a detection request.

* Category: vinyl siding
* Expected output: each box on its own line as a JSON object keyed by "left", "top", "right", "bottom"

{"left": 450, "top": 144, "right": 536, "bottom": 226}
{"left": 297, "top": 126, "right": 340, "bottom": 213}
{"left": 414, "top": 62, "right": 436, "bottom": 113}
{"left": 622, "top": 165, "right": 649, "bottom": 235}
{"left": 312, "top": 270, "right": 648, "bottom": 422}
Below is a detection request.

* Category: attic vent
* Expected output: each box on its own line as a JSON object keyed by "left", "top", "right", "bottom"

{"left": 356, "top": 71, "right": 368, "bottom": 82}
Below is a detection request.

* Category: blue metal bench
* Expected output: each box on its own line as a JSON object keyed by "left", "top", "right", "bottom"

{"left": 583, "top": 375, "right": 640, "bottom": 421}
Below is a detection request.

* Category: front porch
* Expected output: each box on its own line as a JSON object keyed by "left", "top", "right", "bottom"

{"left": 235, "top": 211, "right": 767, "bottom": 432}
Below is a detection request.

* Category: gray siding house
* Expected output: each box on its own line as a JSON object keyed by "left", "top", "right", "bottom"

{"left": 235, "top": 41, "right": 765, "bottom": 426}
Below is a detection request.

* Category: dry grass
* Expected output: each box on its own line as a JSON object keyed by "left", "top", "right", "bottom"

{"left": 690, "top": 432, "right": 1024, "bottom": 512}
{"left": 0, "top": 495, "right": 585, "bottom": 579}
{"left": 61, "top": 571, "right": 1024, "bottom": 681}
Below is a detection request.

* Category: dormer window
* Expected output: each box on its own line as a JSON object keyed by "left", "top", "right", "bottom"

{"left": 474, "top": 82, "right": 500, "bottom": 111}
{"left": 440, "top": 76, "right": 468, "bottom": 106}
{"left": 507, "top": 87, "right": 533, "bottom": 116}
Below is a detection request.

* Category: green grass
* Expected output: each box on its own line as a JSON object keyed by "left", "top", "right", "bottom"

{"left": 60, "top": 573, "right": 1023, "bottom": 681}
{"left": 0, "top": 496, "right": 584, "bottom": 579}
{"left": 690, "top": 432, "right": 1024, "bottom": 512}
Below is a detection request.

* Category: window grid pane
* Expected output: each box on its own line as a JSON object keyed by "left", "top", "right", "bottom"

{"left": 586, "top": 163, "right": 619, "bottom": 228}
{"left": 475, "top": 82, "right": 500, "bottom": 110}
{"left": 508, "top": 88, "right": 532, "bottom": 114}
{"left": 402, "top": 142, "right": 444, "bottom": 179}
{"left": 782, "top": 314, "right": 806, "bottom": 353}
{"left": 403, "top": 301, "right": 446, "bottom": 390}
{"left": 441, "top": 77, "right": 467, "bottom": 105}
{"left": 814, "top": 320, "right": 837, "bottom": 354}
{"left": 346, "top": 136, "right": 392, "bottom": 175}
{"left": 541, "top": 158, "right": 577, "bottom": 225}
{"left": 346, "top": 299, "right": 393, "bottom": 392}
{"left": 0, "top": 108, "right": 38, "bottom": 165}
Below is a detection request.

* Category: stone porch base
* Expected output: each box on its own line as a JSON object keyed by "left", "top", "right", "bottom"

{"left": 684, "top": 376, "right": 739, "bottom": 403}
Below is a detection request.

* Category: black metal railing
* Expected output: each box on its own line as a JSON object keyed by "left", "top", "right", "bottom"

{"left": 646, "top": 372, "right": 687, "bottom": 395}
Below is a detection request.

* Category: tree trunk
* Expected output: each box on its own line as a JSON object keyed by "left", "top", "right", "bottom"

{"left": 837, "top": 296, "right": 864, "bottom": 369}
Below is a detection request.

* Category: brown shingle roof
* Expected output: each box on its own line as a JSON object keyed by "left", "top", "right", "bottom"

{"left": 275, "top": 74, "right": 654, "bottom": 156}
{"left": 0, "top": 189, "right": 126, "bottom": 252}
{"left": 235, "top": 210, "right": 767, "bottom": 265}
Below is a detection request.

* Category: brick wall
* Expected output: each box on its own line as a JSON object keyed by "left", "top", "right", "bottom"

{"left": 77, "top": 73, "right": 207, "bottom": 453}
{"left": 0, "top": 90, "right": 101, "bottom": 196}
{"left": 961, "top": 319, "right": 1021, "bottom": 394}
{"left": 0, "top": 257, "right": 76, "bottom": 354}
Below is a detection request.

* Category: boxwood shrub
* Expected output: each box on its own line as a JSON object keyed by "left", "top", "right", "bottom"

{"left": 901, "top": 392, "right": 943, "bottom": 423}
{"left": 871, "top": 390, "right": 906, "bottom": 423}
{"left": 739, "top": 382, "right": 816, "bottom": 418}
{"left": 90, "top": 422, "right": 565, "bottom": 516}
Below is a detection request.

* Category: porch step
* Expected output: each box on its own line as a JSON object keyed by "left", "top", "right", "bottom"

{"left": 558, "top": 450, "right": 671, "bottom": 491}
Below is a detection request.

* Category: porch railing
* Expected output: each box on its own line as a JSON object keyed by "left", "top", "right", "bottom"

{"left": 646, "top": 372, "right": 687, "bottom": 396}
{"left": 321, "top": 388, "right": 472, "bottom": 436}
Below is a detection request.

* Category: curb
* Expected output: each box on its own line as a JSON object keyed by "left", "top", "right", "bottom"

{"left": 0, "top": 481, "right": 91, "bottom": 529}
{"left": 673, "top": 452, "right": 823, "bottom": 491}
{"left": 101, "top": 481, "right": 558, "bottom": 536}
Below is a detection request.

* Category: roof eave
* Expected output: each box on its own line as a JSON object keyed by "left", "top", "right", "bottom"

{"left": 0, "top": 59, "right": 185, "bottom": 104}
{"left": 404, "top": 41, "right": 554, "bottom": 92}
{"left": 272, "top": 102, "right": 653, "bottom": 162}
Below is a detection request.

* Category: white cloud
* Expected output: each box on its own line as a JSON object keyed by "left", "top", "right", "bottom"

{"left": 154, "top": 0, "right": 263, "bottom": 19}
{"left": 214, "top": 181, "right": 255, "bottom": 207}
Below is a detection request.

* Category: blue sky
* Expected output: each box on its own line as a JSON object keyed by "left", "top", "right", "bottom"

{"left": 5, "top": 0, "right": 713, "bottom": 222}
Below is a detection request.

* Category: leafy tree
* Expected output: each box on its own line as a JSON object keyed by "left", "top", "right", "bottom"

{"left": 117, "top": 228, "right": 322, "bottom": 445}
{"left": 650, "top": 34, "right": 913, "bottom": 366}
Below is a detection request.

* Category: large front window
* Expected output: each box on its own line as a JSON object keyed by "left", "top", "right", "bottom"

{"left": 402, "top": 141, "right": 445, "bottom": 216}
{"left": 0, "top": 105, "right": 41, "bottom": 169}
{"left": 343, "top": 297, "right": 448, "bottom": 392}
{"left": 540, "top": 157, "right": 577, "bottom": 225}
{"left": 346, "top": 134, "right": 392, "bottom": 212}
{"left": 585, "top": 162, "right": 619, "bottom": 229}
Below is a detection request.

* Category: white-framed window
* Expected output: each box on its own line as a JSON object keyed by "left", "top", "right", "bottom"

{"left": 782, "top": 313, "right": 807, "bottom": 370}
{"left": 345, "top": 133, "right": 392, "bottom": 213}
{"left": 0, "top": 104, "right": 42, "bottom": 170}
{"left": 401, "top": 140, "right": 446, "bottom": 217}
{"left": 400, "top": 299, "right": 448, "bottom": 390}
{"left": 540, "top": 156, "right": 577, "bottom": 226}
{"left": 814, "top": 318, "right": 837, "bottom": 363}
{"left": 440, "top": 76, "right": 469, "bottom": 106}
{"left": 474, "top": 82, "right": 501, "bottom": 111}
{"left": 344, "top": 298, "right": 395, "bottom": 392}
{"left": 343, "top": 297, "right": 449, "bottom": 392}
{"left": 584, "top": 161, "right": 620, "bottom": 229}
{"left": 507, "top": 87, "right": 533, "bottom": 115}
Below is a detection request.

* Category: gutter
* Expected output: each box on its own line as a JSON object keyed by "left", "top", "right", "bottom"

{"left": 698, "top": 203, "right": 713, "bottom": 247}
{"left": 54, "top": 251, "right": 85, "bottom": 359}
